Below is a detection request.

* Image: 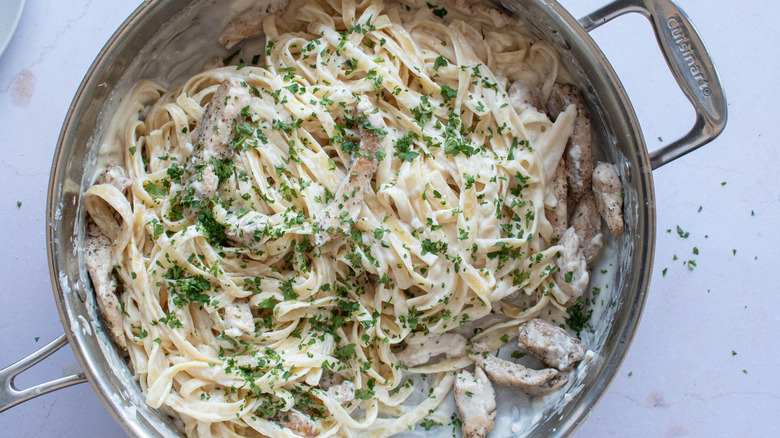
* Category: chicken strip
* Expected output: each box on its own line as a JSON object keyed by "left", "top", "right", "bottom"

{"left": 219, "top": 0, "right": 291, "bottom": 49}
{"left": 508, "top": 81, "right": 542, "bottom": 113}
{"left": 546, "top": 84, "right": 594, "bottom": 204}
{"left": 278, "top": 409, "right": 318, "bottom": 437}
{"left": 554, "top": 227, "right": 589, "bottom": 304}
{"left": 518, "top": 318, "right": 585, "bottom": 371}
{"left": 454, "top": 367, "right": 496, "bottom": 438}
{"left": 395, "top": 332, "right": 467, "bottom": 367}
{"left": 223, "top": 210, "right": 269, "bottom": 248}
{"left": 326, "top": 380, "right": 356, "bottom": 406}
{"left": 314, "top": 99, "right": 385, "bottom": 245}
{"left": 469, "top": 352, "right": 558, "bottom": 395}
{"left": 100, "top": 165, "right": 132, "bottom": 192}
{"left": 223, "top": 299, "right": 254, "bottom": 337}
{"left": 320, "top": 372, "right": 356, "bottom": 406}
{"left": 521, "top": 370, "right": 570, "bottom": 397}
{"left": 592, "top": 161, "right": 625, "bottom": 236}
{"left": 545, "top": 159, "right": 568, "bottom": 241}
{"left": 571, "top": 191, "right": 603, "bottom": 264}
{"left": 186, "top": 78, "right": 252, "bottom": 207}
{"left": 85, "top": 222, "right": 126, "bottom": 350}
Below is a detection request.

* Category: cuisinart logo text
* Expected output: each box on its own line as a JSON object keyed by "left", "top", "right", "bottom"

{"left": 667, "top": 17, "right": 712, "bottom": 97}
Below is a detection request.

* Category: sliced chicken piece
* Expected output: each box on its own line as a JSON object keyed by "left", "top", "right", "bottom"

{"left": 223, "top": 299, "right": 254, "bottom": 337}
{"left": 454, "top": 367, "right": 496, "bottom": 438}
{"left": 469, "top": 352, "right": 558, "bottom": 395}
{"left": 508, "top": 81, "right": 542, "bottom": 113}
{"left": 554, "top": 227, "right": 589, "bottom": 304}
{"left": 223, "top": 210, "right": 269, "bottom": 248}
{"left": 314, "top": 99, "right": 385, "bottom": 245}
{"left": 318, "top": 370, "right": 341, "bottom": 389}
{"left": 546, "top": 84, "right": 594, "bottom": 204}
{"left": 395, "top": 332, "right": 467, "bottom": 367}
{"left": 319, "top": 372, "right": 356, "bottom": 406}
{"left": 326, "top": 380, "right": 355, "bottom": 406}
{"left": 592, "top": 161, "right": 624, "bottom": 236}
{"left": 278, "top": 409, "right": 318, "bottom": 437}
{"left": 85, "top": 222, "right": 126, "bottom": 350}
{"left": 219, "top": 0, "right": 291, "bottom": 49}
{"left": 521, "top": 370, "right": 570, "bottom": 396}
{"left": 186, "top": 78, "right": 252, "bottom": 207}
{"left": 545, "top": 159, "right": 568, "bottom": 241}
{"left": 100, "top": 165, "right": 132, "bottom": 193}
{"left": 570, "top": 191, "right": 603, "bottom": 264}
{"left": 518, "top": 318, "right": 585, "bottom": 371}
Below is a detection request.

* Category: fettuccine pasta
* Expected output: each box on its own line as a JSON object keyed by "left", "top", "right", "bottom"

{"left": 83, "top": 0, "right": 597, "bottom": 436}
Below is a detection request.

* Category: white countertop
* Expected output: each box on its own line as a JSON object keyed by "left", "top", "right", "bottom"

{"left": 0, "top": 0, "right": 777, "bottom": 436}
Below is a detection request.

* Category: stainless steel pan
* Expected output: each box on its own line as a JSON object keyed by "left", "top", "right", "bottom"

{"left": 0, "top": 0, "right": 726, "bottom": 436}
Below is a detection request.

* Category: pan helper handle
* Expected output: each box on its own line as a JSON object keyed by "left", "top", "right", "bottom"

{"left": 0, "top": 334, "right": 87, "bottom": 412}
{"left": 579, "top": 0, "right": 727, "bottom": 169}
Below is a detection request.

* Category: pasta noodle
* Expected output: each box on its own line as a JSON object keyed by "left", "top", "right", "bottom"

{"left": 83, "top": 0, "right": 594, "bottom": 436}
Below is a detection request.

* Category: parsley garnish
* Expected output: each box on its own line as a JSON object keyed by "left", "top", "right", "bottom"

{"left": 223, "top": 49, "right": 240, "bottom": 65}
{"left": 334, "top": 343, "right": 357, "bottom": 360}
{"left": 441, "top": 85, "right": 457, "bottom": 102}
{"left": 426, "top": 2, "right": 448, "bottom": 18}
{"left": 143, "top": 181, "right": 167, "bottom": 197}
{"left": 565, "top": 299, "right": 592, "bottom": 338}
{"left": 198, "top": 209, "right": 227, "bottom": 246}
{"left": 421, "top": 238, "right": 448, "bottom": 255}
{"left": 433, "top": 55, "right": 448, "bottom": 71}
{"left": 280, "top": 279, "right": 299, "bottom": 301}
{"left": 394, "top": 133, "right": 419, "bottom": 162}
{"left": 211, "top": 158, "right": 234, "bottom": 184}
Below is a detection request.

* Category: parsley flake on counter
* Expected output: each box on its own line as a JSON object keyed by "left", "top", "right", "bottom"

{"left": 16, "top": 201, "right": 21, "bottom": 208}
{"left": 676, "top": 225, "right": 689, "bottom": 238}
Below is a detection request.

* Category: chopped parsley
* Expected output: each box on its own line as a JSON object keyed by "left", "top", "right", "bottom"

{"left": 197, "top": 209, "right": 227, "bottom": 247}
{"left": 440, "top": 85, "right": 457, "bottom": 102}
{"left": 421, "top": 238, "right": 448, "bottom": 256}
{"left": 565, "top": 299, "right": 592, "bottom": 338}
{"left": 143, "top": 180, "right": 167, "bottom": 197}
{"left": 433, "top": 55, "right": 448, "bottom": 71}
{"left": 426, "top": 2, "right": 448, "bottom": 18}
{"left": 394, "top": 133, "right": 419, "bottom": 162}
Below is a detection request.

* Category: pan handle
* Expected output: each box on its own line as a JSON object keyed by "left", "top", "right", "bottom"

{"left": 579, "top": 0, "right": 727, "bottom": 169}
{"left": 0, "top": 334, "right": 88, "bottom": 412}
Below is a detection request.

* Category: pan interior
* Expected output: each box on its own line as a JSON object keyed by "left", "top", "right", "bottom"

{"left": 47, "top": 0, "right": 654, "bottom": 436}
